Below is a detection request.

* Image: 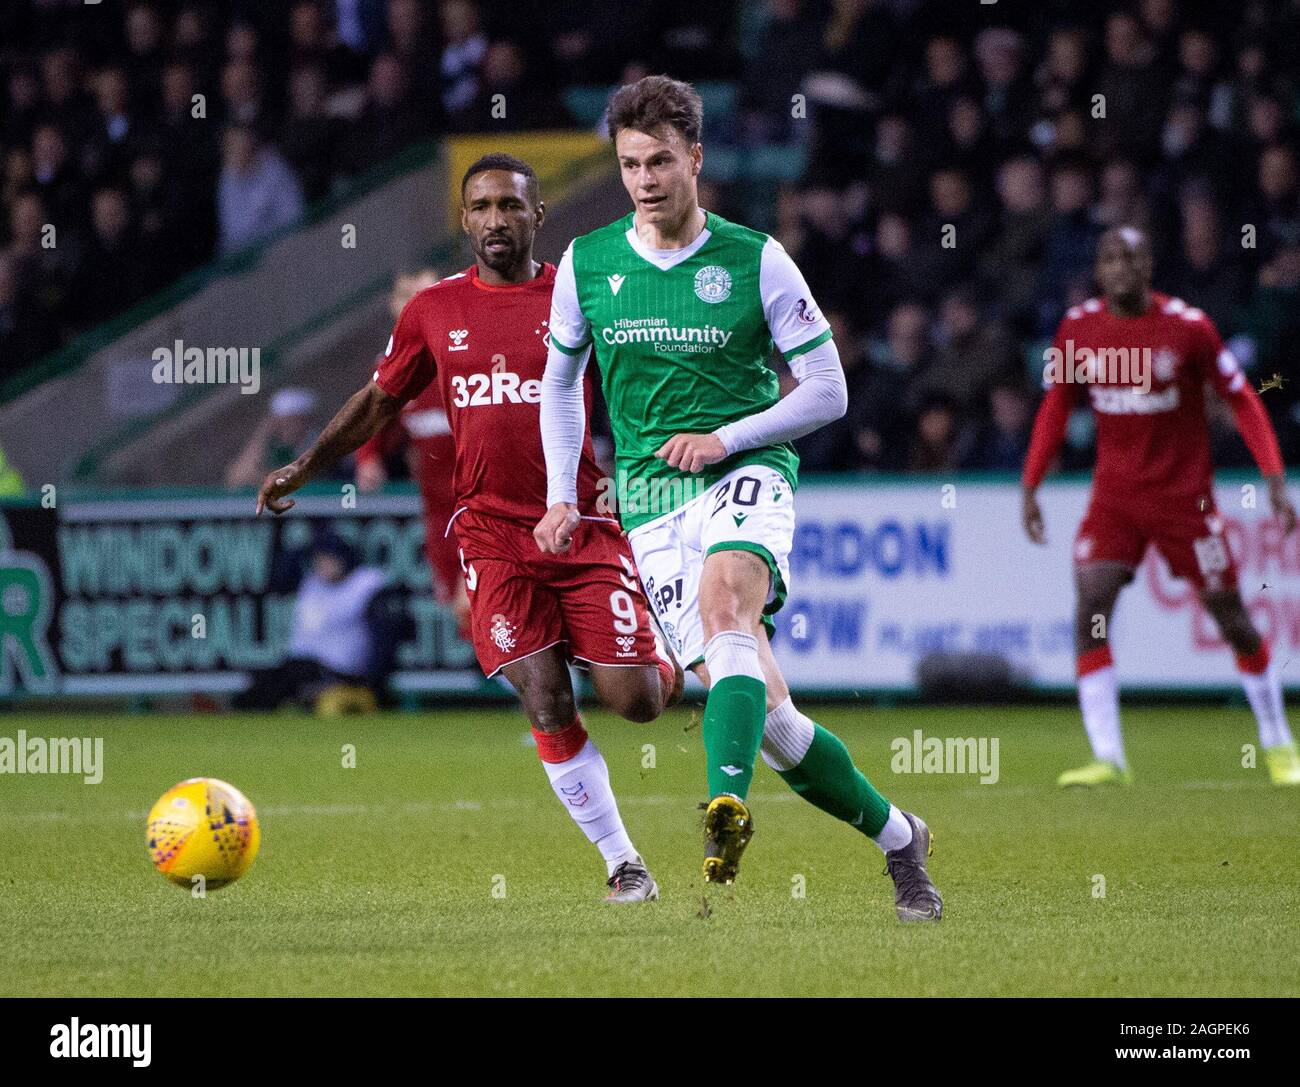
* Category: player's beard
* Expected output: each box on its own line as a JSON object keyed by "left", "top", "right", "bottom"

{"left": 478, "top": 233, "right": 523, "bottom": 274}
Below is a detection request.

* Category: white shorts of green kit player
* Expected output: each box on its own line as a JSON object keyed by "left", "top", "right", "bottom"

{"left": 627, "top": 464, "right": 794, "bottom": 669}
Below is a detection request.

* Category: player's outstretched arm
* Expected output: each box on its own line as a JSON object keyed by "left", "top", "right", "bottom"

{"left": 687, "top": 337, "right": 848, "bottom": 467}
{"left": 1021, "top": 486, "right": 1046, "bottom": 545}
{"left": 1221, "top": 377, "right": 1295, "bottom": 535}
{"left": 1265, "top": 473, "right": 1297, "bottom": 535}
{"left": 255, "top": 381, "right": 401, "bottom": 515}
{"left": 1196, "top": 323, "right": 1295, "bottom": 534}
{"left": 1020, "top": 381, "right": 1076, "bottom": 544}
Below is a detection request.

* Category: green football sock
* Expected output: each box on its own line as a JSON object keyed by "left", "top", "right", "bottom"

{"left": 776, "top": 723, "right": 892, "bottom": 837}
{"left": 702, "top": 674, "right": 766, "bottom": 799}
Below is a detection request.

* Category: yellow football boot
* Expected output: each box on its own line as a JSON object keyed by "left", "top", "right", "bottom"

{"left": 701, "top": 795, "right": 754, "bottom": 884}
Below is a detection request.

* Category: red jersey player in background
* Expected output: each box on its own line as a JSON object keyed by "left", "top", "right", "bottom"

{"left": 1022, "top": 226, "right": 1300, "bottom": 787}
{"left": 355, "top": 270, "right": 470, "bottom": 635}
{"left": 256, "top": 153, "right": 682, "bottom": 902}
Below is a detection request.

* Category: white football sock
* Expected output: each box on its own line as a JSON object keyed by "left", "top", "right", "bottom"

{"left": 874, "top": 804, "right": 913, "bottom": 853}
{"left": 1079, "top": 664, "right": 1126, "bottom": 768}
{"left": 760, "top": 697, "right": 815, "bottom": 771}
{"left": 703, "top": 629, "right": 765, "bottom": 683}
{"left": 1240, "top": 662, "right": 1292, "bottom": 750}
{"left": 539, "top": 737, "right": 639, "bottom": 876}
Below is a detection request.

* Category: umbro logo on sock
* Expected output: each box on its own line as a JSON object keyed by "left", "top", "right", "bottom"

{"left": 720, "top": 765, "right": 743, "bottom": 777}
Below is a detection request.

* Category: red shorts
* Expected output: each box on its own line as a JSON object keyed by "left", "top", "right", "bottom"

{"left": 1074, "top": 496, "right": 1239, "bottom": 592}
{"left": 453, "top": 508, "right": 660, "bottom": 677}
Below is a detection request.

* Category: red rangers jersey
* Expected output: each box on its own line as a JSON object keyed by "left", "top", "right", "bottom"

{"left": 372, "top": 262, "right": 607, "bottom": 526}
{"left": 1023, "top": 292, "right": 1283, "bottom": 502}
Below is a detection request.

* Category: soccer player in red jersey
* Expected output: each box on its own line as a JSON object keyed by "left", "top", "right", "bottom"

{"left": 256, "top": 154, "right": 683, "bottom": 900}
{"left": 356, "top": 270, "right": 470, "bottom": 635}
{"left": 1022, "top": 226, "right": 1300, "bottom": 787}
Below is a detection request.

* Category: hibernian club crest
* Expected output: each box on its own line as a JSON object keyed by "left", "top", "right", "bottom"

{"left": 693, "top": 265, "right": 732, "bottom": 303}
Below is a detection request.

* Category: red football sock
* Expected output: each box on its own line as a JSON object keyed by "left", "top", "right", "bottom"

{"left": 1235, "top": 641, "right": 1269, "bottom": 676}
{"left": 531, "top": 717, "right": 588, "bottom": 763}
{"left": 1077, "top": 644, "right": 1113, "bottom": 677}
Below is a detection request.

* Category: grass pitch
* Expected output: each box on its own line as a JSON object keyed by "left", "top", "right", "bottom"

{"left": 1, "top": 704, "right": 1296, "bottom": 997}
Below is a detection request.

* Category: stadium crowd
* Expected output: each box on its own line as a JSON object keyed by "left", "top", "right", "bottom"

{"left": 1, "top": 0, "right": 1298, "bottom": 473}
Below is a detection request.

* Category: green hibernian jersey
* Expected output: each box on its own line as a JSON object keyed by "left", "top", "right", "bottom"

{"left": 549, "top": 210, "right": 832, "bottom": 531}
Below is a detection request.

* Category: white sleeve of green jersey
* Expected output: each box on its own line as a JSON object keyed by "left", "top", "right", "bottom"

{"left": 759, "top": 236, "right": 833, "bottom": 359}
{"left": 548, "top": 242, "right": 592, "bottom": 354}
{"left": 540, "top": 339, "right": 591, "bottom": 508}
{"left": 713, "top": 337, "right": 847, "bottom": 456}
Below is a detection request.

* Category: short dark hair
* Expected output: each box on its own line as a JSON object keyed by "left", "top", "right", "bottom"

{"left": 460, "top": 152, "right": 539, "bottom": 205}
{"left": 606, "top": 75, "right": 703, "bottom": 146}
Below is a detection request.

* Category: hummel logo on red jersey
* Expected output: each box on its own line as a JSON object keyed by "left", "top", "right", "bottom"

{"left": 448, "top": 329, "right": 469, "bottom": 351}
{"left": 607, "top": 273, "right": 626, "bottom": 296}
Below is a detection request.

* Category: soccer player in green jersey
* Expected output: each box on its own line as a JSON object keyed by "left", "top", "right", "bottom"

{"left": 534, "top": 76, "right": 942, "bottom": 921}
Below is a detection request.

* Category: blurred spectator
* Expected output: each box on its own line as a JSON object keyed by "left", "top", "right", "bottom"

{"left": 908, "top": 392, "right": 970, "bottom": 473}
{"left": 868, "top": 114, "right": 926, "bottom": 216}
{"left": 738, "top": 0, "right": 823, "bottom": 145}
{"left": 3, "top": 190, "right": 73, "bottom": 338}
{"left": 1093, "top": 11, "right": 1168, "bottom": 160}
{"left": 1034, "top": 27, "right": 1091, "bottom": 120}
{"left": 920, "top": 286, "right": 1018, "bottom": 411}
{"left": 1174, "top": 29, "right": 1231, "bottom": 127}
{"left": 439, "top": 0, "right": 487, "bottom": 117}
{"left": 3, "top": 65, "right": 42, "bottom": 151}
{"left": 963, "top": 382, "right": 1036, "bottom": 471}
{"left": 123, "top": 3, "right": 167, "bottom": 108}
{"left": 342, "top": 54, "right": 429, "bottom": 176}
{"left": 1165, "top": 193, "right": 1246, "bottom": 332}
{"left": 173, "top": 4, "right": 222, "bottom": 90}
{"left": 217, "top": 124, "right": 304, "bottom": 255}
{"left": 846, "top": 302, "right": 933, "bottom": 471}
{"left": 31, "top": 123, "right": 85, "bottom": 229}
{"left": 859, "top": 212, "right": 931, "bottom": 325}
{"left": 1254, "top": 144, "right": 1300, "bottom": 258}
{"left": 943, "top": 96, "right": 1000, "bottom": 182}
{"left": 386, "top": 0, "right": 442, "bottom": 108}
{"left": 977, "top": 156, "right": 1050, "bottom": 333}
{"left": 449, "top": 41, "right": 566, "bottom": 133}
{"left": 973, "top": 27, "right": 1033, "bottom": 144}
{"left": 83, "top": 67, "right": 144, "bottom": 185}
{"left": 782, "top": 182, "right": 871, "bottom": 316}
{"left": 281, "top": 64, "right": 342, "bottom": 202}
{"left": 225, "top": 387, "right": 319, "bottom": 489}
{"left": 289, "top": 0, "right": 366, "bottom": 88}
{"left": 1096, "top": 158, "right": 1152, "bottom": 231}
{"left": 72, "top": 188, "right": 149, "bottom": 330}
{"left": 1156, "top": 97, "right": 1237, "bottom": 209}
{"left": 1036, "top": 159, "right": 1101, "bottom": 334}
{"left": 219, "top": 58, "right": 269, "bottom": 129}
{"left": 232, "top": 534, "right": 396, "bottom": 712}
{"left": 913, "top": 166, "right": 993, "bottom": 295}
{"left": 39, "top": 48, "right": 96, "bottom": 148}
{"left": 912, "top": 37, "right": 973, "bottom": 138}
{"left": 0, "top": 252, "right": 57, "bottom": 381}
{"left": 333, "top": 0, "right": 390, "bottom": 56}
